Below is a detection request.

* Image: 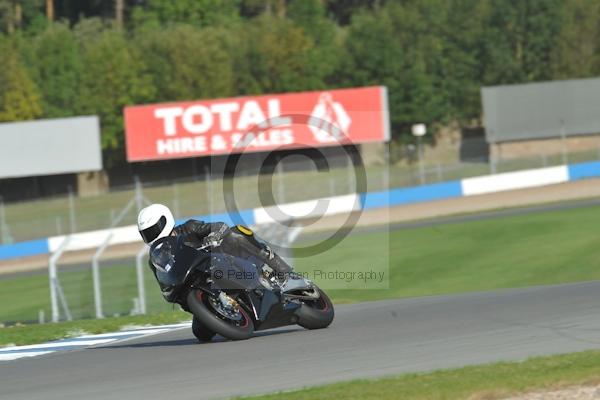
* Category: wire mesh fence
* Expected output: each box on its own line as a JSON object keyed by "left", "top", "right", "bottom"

{"left": 51, "top": 256, "right": 173, "bottom": 321}
{"left": 2, "top": 144, "right": 600, "bottom": 244}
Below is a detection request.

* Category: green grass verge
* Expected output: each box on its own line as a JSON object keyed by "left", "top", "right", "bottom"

{"left": 242, "top": 350, "right": 600, "bottom": 400}
{"left": 3, "top": 201, "right": 600, "bottom": 324}
{"left": 294, "top": 201, "right": 600, "bottom": 303}
{"left": 0, "top": 311, "right": 189, "bottom": 347}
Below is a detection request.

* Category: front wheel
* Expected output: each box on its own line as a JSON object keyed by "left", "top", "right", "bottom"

{"left": 191, "top": 316, "right": 216, "bottom": 342}
{"left": 186, "top": 290, "right": 254, "bottom": 341}
{"left": 296, "top": 287, "right": 334, "bottom": 330}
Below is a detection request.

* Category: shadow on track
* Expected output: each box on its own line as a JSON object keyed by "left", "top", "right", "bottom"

{"left": 97, "top": 327, "right": 303, "bottom": 349}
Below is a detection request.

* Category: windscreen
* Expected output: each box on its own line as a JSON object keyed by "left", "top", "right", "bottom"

{"left": 150, "top": 239, "right": 176, "bottom": 273}
{"left": 149, "top": 236, "right": 208, "bottom": 287}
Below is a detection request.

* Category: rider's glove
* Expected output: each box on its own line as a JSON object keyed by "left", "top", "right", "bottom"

{"left": 202, "top": 232, "right": 223, "bottom": 249}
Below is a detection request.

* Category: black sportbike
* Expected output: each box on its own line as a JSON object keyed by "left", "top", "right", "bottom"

{"left": 149, "top": 235, "right": 334, "bottom": 341}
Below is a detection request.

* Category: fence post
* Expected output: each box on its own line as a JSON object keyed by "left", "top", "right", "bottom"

{"left": 382, "top": 143, "right": 390, "bottom": 190}
{"left": 381, "top": 165, "right": 390, "bottom": 191}
{"left": 277, "top": 158, "right": 285, "bottom": 203}
{"left": 55, "top": 280, "right": 73, "bottom": 321}
{"left": 135, "top": 245, "right": 147, "bottom": 315}
{"left": 205, "top": 166, "right": 212, "bottom": 216}
{"left": 92, "top": 233, "right": 114, "bottom": 319}
{"left": 490, "top": 156, "right": 497, "bottom": 174}
{"left": 0, "top": 196, "right": 13, "bottom": 244}
{"left": 134, "top": 176, "right": 143, "bottom": 212}
{"left": 347, "top": 156, "right": 354, "bottom": 193}
{"left": 560, "top": 119, "right": 568, "bottom": 165}
{"left": 417, "top": 136, "right": 425, "bottom": 185}
{"left": 49, "top": 256, "right": 59, "bottom": 323}
{"left": 68, "top": 186, "right": 76, "bottom": 233}
{"left": 55, "top": 216, "right": 62, "bottom": 235}
{"left": 49, "top": 235, "right": 72, "bottom": 322}
{"left": 172, "top": 183, "right": 180, "bottom": 219}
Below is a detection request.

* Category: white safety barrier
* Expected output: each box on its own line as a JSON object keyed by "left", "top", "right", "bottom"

{"left": 253, "top": 194, "right": 360, "bottom": 225}
{"left": 47, "top": 225, "right": 140, "bottom": 253}
{"left": 461, "top": 165, "right": 569, "bottom": 196}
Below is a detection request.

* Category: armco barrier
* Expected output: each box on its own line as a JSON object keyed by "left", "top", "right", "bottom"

{"left": 47, "top": 225, "right": 140, "bottom": 253}
{"left": 361, "top": 181, "right": 463, "bottom": 210}
{"left": 2, "top": 159, "right": 600, "bottom": 262}
{"left": 44, "top": 209, "right": 258, "bottom": 254}
{"left": 567, "top": 160, "right": 600, "bottom": 181}
{"left": 253, "top": 194, "right": 360, "bottom": 224}
{"left": 461, "top": 166, "right": 569, "bottom": 196}
{"left": 0, "top": 239, "right": 49, "bottom": 260}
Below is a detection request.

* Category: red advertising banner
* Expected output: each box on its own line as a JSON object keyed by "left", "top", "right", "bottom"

{"left": 124, "top": 86, "right": 389, "bottom": 162}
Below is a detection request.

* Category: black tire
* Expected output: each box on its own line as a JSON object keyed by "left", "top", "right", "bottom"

{"left": 191, "top": 316, "right": 216, "bottom": 342}
{"left": 296, "top": 287, "right": 335, "bottom": 330}
{"left": 186, "top": 290, "right": 254, "bottom": 341}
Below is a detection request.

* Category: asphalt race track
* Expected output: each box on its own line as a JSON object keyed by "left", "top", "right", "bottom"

{"left": 2, "top": 281, "right": 600, "bottom": 399}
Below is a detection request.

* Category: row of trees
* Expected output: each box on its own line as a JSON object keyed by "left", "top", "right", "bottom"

{"left": 1, "top": 0, "right": 600, "bottom": 160}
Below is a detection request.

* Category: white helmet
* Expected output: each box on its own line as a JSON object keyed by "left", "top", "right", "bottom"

{"left": 137, "top": 204, "right": 175, "bottom": 245}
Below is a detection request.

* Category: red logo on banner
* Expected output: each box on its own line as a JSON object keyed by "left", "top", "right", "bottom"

{"left": 124, "top": 86, "right": 389, "bottom": 162}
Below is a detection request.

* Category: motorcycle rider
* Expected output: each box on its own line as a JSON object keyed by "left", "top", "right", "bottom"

{"left": 137, "top": 203, "right": 292, "bottom": 282}
{"left": 138, "top": 203, "right": 294, "bottom": 341}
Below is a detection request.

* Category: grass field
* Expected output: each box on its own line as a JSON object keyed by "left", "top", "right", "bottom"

{"left": 242, "top": 350, "right": 600, "bottom": 400}
{"left": 2, "top": 201, "right": 600, "bottom": 326}
{"left": 295, "top": 201, "right": 600, "bottom": 303}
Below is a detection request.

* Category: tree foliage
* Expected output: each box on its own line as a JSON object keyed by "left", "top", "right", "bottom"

{"left": 245, "top": 15, "right": 323, "bottom": 93}
{"left": 550, "top": 0, "right": 600, "bottom": 79}
{"left": 0, "top": 38, "right": 42, "bottom": 121}
{"left": 131, "top": 0, "right": 240, "bottom": 28}
{"left": 480, "top": 0, "right": 565, "bottom": 85}
{"left": 74, "top": 19, "right": 155, "bottom": 150}
{"left": 30, "top": 22, "right": 81, "bottom": 117}
{"left": 135, "top": 25, "right": 234, "bottom": 102}
{"left": 1, "top": 0, "right": 600, "bottom": 157}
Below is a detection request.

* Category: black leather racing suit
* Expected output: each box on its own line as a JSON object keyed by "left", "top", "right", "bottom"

{"left": 172, "top": 219, "right": 292, "bottom": 277}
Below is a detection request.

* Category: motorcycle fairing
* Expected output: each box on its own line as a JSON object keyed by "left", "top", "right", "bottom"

{"left": 150, "top": 236, "right": 210, "bottom": 299}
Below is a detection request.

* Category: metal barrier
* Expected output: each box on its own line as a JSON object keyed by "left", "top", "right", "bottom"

{"left": 48, "top": 235, "right": 73, "bottom": 322}
{"left": 135, "top": 245, "right": 148, "bottom": 315}
{"left": 91, "top": 179, "right": 151, "bottom": 319}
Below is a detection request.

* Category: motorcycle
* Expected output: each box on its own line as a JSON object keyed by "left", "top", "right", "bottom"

{"left": 149, "top": 234, "right": 334, "bottom": 341}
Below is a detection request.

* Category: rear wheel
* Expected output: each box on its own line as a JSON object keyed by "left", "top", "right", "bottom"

{"left": 296, "top": 287, "right": 334, "bottom": 330}
{"left": 186, "top": 290, "right": 254, "bottom": 341}
{"left": 191, "top": 316, "right": 216, "bottom": 342}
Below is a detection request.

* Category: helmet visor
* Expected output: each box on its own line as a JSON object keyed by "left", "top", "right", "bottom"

{"left": 140, "top": 215, "right": 167, "bottom": 244}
